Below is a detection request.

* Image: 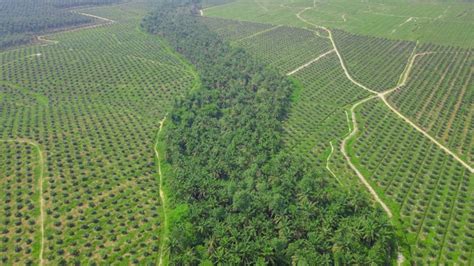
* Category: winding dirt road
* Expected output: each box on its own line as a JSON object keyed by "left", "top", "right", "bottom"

{"left": 296, "top": 8, "right": 378, "bottom": 95}
{"left": 294, "top": 7, "right": 413, "bottom": 263}
{"left": 326, "top": 141, "right": 343, "bottom": 185}
{"left": 37, "top": 10, "right": 116, "bottom": 45}
{"left": 295, "top": 7, "right": 473, "bottom": 173}
{"left": 293, "top": 5, "right": 473, "bottom": 263}
{"left": 339, "top": 96, "right": 393, "bottom": 214}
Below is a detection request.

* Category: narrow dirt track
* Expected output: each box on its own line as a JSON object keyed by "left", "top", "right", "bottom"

{"left": 380, "top": 49, "right": 473, "bottom": 173}
{"left": 295, "top": 4, "right": 471, "bottom": 260}
{"left": 326, "top": 141, "right": 343, "bottom": 185}
{"left": 37, "top": 10, "right": 116, "bottom": 45}
{"left": 296, "top": 8, "right": 378, "bottom": 95}
{"left": 381, "top": 48, "right": 434, "bottom": 96}
{"left": 339, "top": 96, "right": 406, "bottom": 265}
{"left": 295, "top": 7, "right": 407, "bottom": 263}
{"left": 344, "top": 110, "right": 351, "bottom": 133}
{"left": 236, "top": 25, "right": 283, "bottom": 42}
{"left": 339, "top": 96, "right": 393, "bottom": 215}
{"left": 0, "top": 139, "right": 45, "bottom": 265}
{"left": 381, "top": 97, "right": 473, "bottom": 173}
{"left": 286, "top": 49, "right": 334, "bottom": 75}
{"left": 74, "top": 11, "right": 116, "bottom": 23}
{"left": 295, "top": 7, "right": 473, "bottom": 173}
{"left": 154, "top": 117, "right": 168, "bottom": 266}
{"left": 1, "top": 9, "right": 116, "bottom": 266}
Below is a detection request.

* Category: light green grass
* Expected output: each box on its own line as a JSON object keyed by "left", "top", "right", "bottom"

{"left": 0, "top": 141, "right": 42, "bottom": 265}
{"left": 205, "top": 0, "right": 474, "bottom": 48}
{"left": 387, "top": 46, "right": 473, "bottom": 164}
{"left": 203, "top": 14, "right": 474, "bottom": 264}
{"left": 0, "top": 1, "right": 195, "bottom": 264}
{"left": 350, "top": 99, "right": 474, "bottom": 264}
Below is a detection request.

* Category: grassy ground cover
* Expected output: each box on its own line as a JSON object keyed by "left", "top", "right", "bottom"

{"left": 0, "top": 141, "right": 42, "bottom": 265}
{"left": 203, "top": 14, "right": 473, "bottom": 263}
{"left": 332, "top": 30, "right": 416, "bottom": 91}
{"left": 0, "top": 1, "right": 195, "bottom": 264}
{"left": 201, "top": 17, "right": 275, "bottom": 42}
{"left": 0, "top": 0, "right": 122, "bottom": 49}
{"left": 204, "top": 0, "right": 474, "bottom": 48}
{"left": 351, "top": 99, "right": 474, "bottom": 264}
{"left": 283, "top": 53, "right": 371, "bottom": 179}
{"left": 235, "top": 25, "right": 332, "bottom": 74}
{"left": 388, "top": 45, "right": 473, "bottom": 164}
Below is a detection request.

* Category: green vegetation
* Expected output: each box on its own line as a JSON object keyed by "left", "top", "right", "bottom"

{"left": 235, "top": 25, "right": 332, "bottom": 74}
{"left": 203, "top": 17, "right": 332, "bottom": 74}
{"left": 142, "top": 2, "right": 396, "bottom": 264}
{"left": 1, "top": 0, "right": 472, "bottom": 264}
{"left": 0, "top": 141, "right": 42, "bottom": 265}
{"left": 352, "top": 100, "right": 474, "bottom": 264}
{"left": 0, "top": 0, "right": 122, "bottom": 49}
{"left": 0, "top": 1, "right": 195, "bottom": 264}
{"left": 204, "top": 0, "right": 474, "bottom": 48}
{"left": 202, "top": 17, "right": 274, "bottom": 42}
{"left": 202, "top": 5, "right": 473, "bottom": 263}
{"left": 332, "top": 30, "right": 416, "bottom": 91}
{"left": 283, "top": 52, "right": 370, "bottom": 174}
{"left": 388, "top": 45, "right": 473, "bottom": 164}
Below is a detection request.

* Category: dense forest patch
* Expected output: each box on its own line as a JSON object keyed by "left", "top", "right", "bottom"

{"left": 143, "top": 2, "right": 397, "bottom": 264}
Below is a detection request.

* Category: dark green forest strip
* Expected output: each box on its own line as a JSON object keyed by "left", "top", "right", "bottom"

{"left": 143, "top": 2, "right": 397, "bottom": 264}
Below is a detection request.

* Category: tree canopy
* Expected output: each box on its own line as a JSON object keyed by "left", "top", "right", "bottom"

{"left": 142, "top": 2, "right": 397, "bottom": 264}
